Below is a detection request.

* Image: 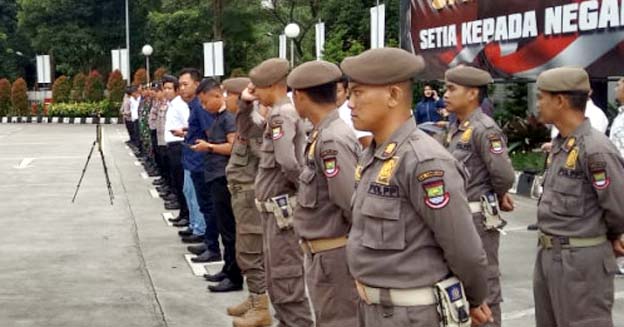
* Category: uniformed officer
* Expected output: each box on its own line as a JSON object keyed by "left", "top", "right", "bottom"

{"left": 533, "top": 67, "right": 624, "bottom": 327}
{"left": 341, "top": 48, "right": 493, "bottom": 327}
{"left": 443, "top": 66, "right": 516, "bottom": 327}
{"left": 287, "top": 60, "right": 360, "bottom": 326}
{"left": 223, "top": 77, "right": 272, "bottom": 327}
{"left": 244, "top": 58, "right": 313, "bottom": 327}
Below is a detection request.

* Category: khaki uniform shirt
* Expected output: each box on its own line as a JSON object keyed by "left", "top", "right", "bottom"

{"left": 156, "top": 102, "right": 168, "bottom": 146}
{"left": 538, "top": 119, "right": 624, "bottom": 239}
{"left": 255, "top": 96, "right": 307, "bottom": 202}
{"left": 226, "top": 101, "right": 265, "bottom": 185}
{"left": 447, "top": 107, "right": 515, "bottom": 201}
{"left": 295, "top": 110, "right": 359, "bottom": 240}
{"left": 346, "top": 118, "right": 489, "bottom": 306}
{"left": 148, "top": 99, "right": 160, "bottom": 130}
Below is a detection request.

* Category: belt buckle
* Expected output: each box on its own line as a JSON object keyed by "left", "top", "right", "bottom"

{"left": 306, "top": 240, "right": 315, "bottom": 253}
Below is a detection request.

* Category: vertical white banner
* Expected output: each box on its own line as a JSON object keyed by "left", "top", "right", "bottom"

{"left": 315, "top": 22, "right": 325, "bottom": 60}
{"left": 111, "top": 49, "right": 130, "bottom": 81}
{"left": 36, "top": 55, "right": 52, "bottom": 84}
{"left": 204, "top": 42, "right": 225, "bottom": 77}
{"left": 370, "top": 4, "right": 386, "bottom": 49}
{"left": 279, "top": 34, "right": 287, "bottom": 59}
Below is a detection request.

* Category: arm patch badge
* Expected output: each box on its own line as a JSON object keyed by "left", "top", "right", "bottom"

{"left": 423, "top": 180, "right": 450, "bottom": 209}
{"left": 323, "top": 157, "right": 339, "bottom": 178}
{"left": 591, "top": 170, "right": 610, "bottom": 190}
{"left": 272, "top": 125, "right": 284, "bottom": 140}
{"left": 489, "top": 138, "right": 504, "bottom": 154}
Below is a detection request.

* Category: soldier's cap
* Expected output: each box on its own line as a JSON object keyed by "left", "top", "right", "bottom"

{"left": 445, "top": 66, "right": 493, "bottom": 87}
{"left": 536, "top": 67, "right": 591, "bottom": 93}
{"left": 223, "top": 77, "right": 250, "bottom": 94}
{"left": 249, "top": 58, "right": 290, "bottom": 88}
{"left": 340, "top": 48, "right": 425, "bottom": 85}
{"left": 287, "top": 61, "right": 342, "bottom": 90}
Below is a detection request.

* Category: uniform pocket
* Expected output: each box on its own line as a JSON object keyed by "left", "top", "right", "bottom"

{"left": 550, "top": 181, "right": 584, "bottom": 216}
{"left": 230, "top": 143, "right": 249, "bottom": 166}
{"left": 361, "top": 197, "right": 404, "bottom": 250}
{"left": 297, "top": 168, "right": 318, "bottom": 208}
{"left": 258, "top": 139, "right": 276, "bottom": 168}
{"left": 271, "top": 265, "right": 306, "bottom": 303}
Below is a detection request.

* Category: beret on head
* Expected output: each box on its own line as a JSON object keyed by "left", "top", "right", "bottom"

{"left": 445, "top": 66, "right": 493, "bottom": 87}
{"left": 340, "top": 48, "right": 425, "bottom": 85}
{"left": 287, "top": 60, "right": 342, "bottom": 89}
{"left": 537, "top": 67, "right": 591, "bottom": 93}
{"left": 249, "top": 58, "right": 289, "bottom": 88}
{"left": 223, "top": 77, "right": 250, "bottom": 94}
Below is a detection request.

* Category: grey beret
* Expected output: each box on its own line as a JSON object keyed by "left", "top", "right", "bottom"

{"left": 340, "top": 48, "right": 425, "bottom": 85}
{"left": 445, "top": 66, "right": 493, "bottom": 87}
{"left": 537, "top": 67, "right": 591, "bottom": 93}
{"left": 287, "top": 60, "right": 342, "bottom": 89}
{"left": 249, "top": 58, "right": 289, "bottom": 88}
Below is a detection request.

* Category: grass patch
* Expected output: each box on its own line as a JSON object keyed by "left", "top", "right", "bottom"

{"left": 510, "top": 151, "right": 546, "bottom": 173}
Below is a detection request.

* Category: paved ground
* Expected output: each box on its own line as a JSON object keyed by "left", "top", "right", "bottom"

{"left": 0, "top": 124, "right": 621, "bottom": 327}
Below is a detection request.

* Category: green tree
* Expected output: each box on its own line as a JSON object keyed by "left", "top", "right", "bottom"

{"left": 10, "top": 77, "right": 28, "bottom": 115}
{"left": 0, "top": 78, "right": 11, "bottom": 115}
{"left": 52, "top": 75, "right": 71, "bottom": 103}
{"left": 71, "top": 73, "right": 86, "bottom": 102}
{"left": 84, "top": 70, "right": 104, "bottom": 102}
{"left": 107, "top": 70, "right": 125, "bottom": 103}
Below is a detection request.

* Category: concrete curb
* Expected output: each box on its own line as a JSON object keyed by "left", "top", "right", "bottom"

{"left": 0, "top": 116, "right": 120, "bottom": 124}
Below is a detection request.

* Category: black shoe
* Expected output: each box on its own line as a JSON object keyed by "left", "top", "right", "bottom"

{"left": 165, "top": 202, "right": 180, "bottom": 210}
{"left": 181, "top": 234, "right": 204, "bottom": 244}
{"left": 172, "top": 219, "right": 189, "bottom": 227}
{"left": 208, "top": 278, "right": 243, "bottom": 293}
{"left": 153, "top": 179, "right": 166, "bottom": 186}
{"left": 191, "top": 250, "right": 222, "bottom": 263}
{"left": 187, "top": 244, "right": 208, "bottom": 255}
{"left": 527, "top": 223, "right": 538, "bottom": 231}
{"left": 162, "top": 194, "right": 177, "bottom": 202}
{"left": 204, "top": 271, "right": 227, "bottom": 283}
{"left": 178, "top": 228, "right": 193, "bottom": 236}
{"left": 168, "top": 215, "right": 183, "bottom": 223}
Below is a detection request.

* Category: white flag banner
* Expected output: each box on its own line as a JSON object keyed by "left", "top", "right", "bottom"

{"left": 111, "top": 49, "right": 130, "bottom": 81}
{"left": 370, "top": 4, "right": 386, "bottom": 49}
{"left": 36, "top": 55, "right": 52, "bottom": 84}
{"left": 279, "top": 34, "right": 287, "bottom": 59}
{"left": 203, "top": 41, "right": 225, "bottom": 77}
{"left": 315, "top": 22, "right": 325, "bottom": 60}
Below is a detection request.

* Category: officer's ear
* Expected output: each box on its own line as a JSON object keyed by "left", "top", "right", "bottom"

{"left": 388, "top": 82, "right": 411, "bottom": 109}
{"left": 466, "top": 87, "right": 479, "bottom": 103}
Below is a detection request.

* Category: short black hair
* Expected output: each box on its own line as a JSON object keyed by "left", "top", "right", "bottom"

{"left": 179, "top": 68, "right": 202, "bottom": 82}
{"left": 125, "top": 85, "right": 137, "bottom": 95}
{"left": 299, "top": 82, "right": 337, "bottom": 105}
{"left": 162, "top": 75, "right": 179, "bottom": 91}
{"left": 337, "top": 75, "right": 349, "bottom": 90}
{"left": 196, "top": 78, "right": 221, "bottom": 96}
{"left": 552, "top": 91, "right": 589, "bottom": 112}
{"left": 478, "top": 86, "right": 488, "bottom": 104}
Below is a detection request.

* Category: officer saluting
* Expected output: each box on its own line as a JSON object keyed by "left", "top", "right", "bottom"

{"left": 287, "top": 60, "right": 360, "bottom": 326}
{"left": 444, "top": 66, "right": 516, "bottom": 327}
{"left": 245, "top": 58, "right": 313, "bottom": 327}
{"left": 533, "top": 67, "right": 624, "bottom": 327}
{"left": 342, "top": 48, "right": 493, "bottom": 326}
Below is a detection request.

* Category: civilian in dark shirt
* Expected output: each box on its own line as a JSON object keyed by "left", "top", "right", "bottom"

{"left": 191, "top": 78, "right": 243, "bottom": 293}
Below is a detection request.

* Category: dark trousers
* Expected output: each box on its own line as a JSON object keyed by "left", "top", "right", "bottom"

{"left": 156, "top": 145, "right": 169, "bottom": 183}
{"left": 166, "top": 142, "right": 189, "bottom": 219}
{"left": 149, "top": 129, "right": 158, "bottom": 165}
{"left": 209, "top": 176, "right": 242, "bottom": 285}
{"left": 191, "top": 171, "right": 221, "bottom": 254}
{"left": 125, "top": 120, "right": 133, "bottom": 141}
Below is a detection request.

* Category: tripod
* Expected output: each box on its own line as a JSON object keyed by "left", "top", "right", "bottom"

{"left": 72, "top": 119, "right": 114, "bottom": 205}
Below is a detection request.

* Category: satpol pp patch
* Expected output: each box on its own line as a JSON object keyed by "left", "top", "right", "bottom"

{"left": 272, "top": 125, "right": 284, "bottom": 140}
{"left": 323, "top": 157, "right": 339, "bottom": 178}
{"left": 489, "top": 137, "right": 504, "bottom": 154}
{"left": 591, "top": 170, "right": 610, "bottom": 190}
{"left": 423, "top": 180, "right": 450, "bottom": 209}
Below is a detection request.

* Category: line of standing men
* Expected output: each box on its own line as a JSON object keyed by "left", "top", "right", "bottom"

{"left": 123, "top": 47, "right": 624, "bottom": 327}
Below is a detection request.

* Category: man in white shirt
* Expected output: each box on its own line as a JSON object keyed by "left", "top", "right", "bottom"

{"left": 611, "top": 78, "right": 624, "bottom": 275}
{"left": 162, "top": 75, "right": 190, "bottom": 220}
{"left": 129, "top": 86, "right": 143, "bottom": 153}
{"left": 336, "top": 76, "right": 373, "bottom": 148}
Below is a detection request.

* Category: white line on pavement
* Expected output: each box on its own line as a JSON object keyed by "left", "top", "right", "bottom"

{"left": 0, "top": 156, "right": 84, "bottom": 161}
{"left": 141, "top": 172, "right": 148, "bottom": 179}
{"left": 161, "top": 212, "right": 174, "bottom": 227}
{"left": 149, "top": 189, "right": 159, "bottom": 198}
{"left": 14, "top": 158, "right": 35, "bottom": 169}
{"left": 134, "top": 161, "right": 141, "bottom": 166}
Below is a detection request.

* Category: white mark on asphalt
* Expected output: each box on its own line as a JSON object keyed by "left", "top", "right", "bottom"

{"left": 14, "top": 158, "right": 35, "bottom": 169}
{"left": 183, "top": 254, "right": 224, "bottom": 277}
{"left": 161, "top": 212, "right": 174, "bottom": 227}
{"left": 134, "top": 161, "right": 141, "bottom": 166}
{"left": 141, "top": 172, "right": 148, "bottom": 179}
{"left": 149, "top": 189, "right": 159, "bottom": 198}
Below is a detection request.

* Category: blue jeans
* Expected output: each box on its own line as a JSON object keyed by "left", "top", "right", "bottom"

{"left": 183, "top": 170, "right": 205, "bottom": 236}
{"left": 191, "top": 171, "right": 220, "bottom": 254}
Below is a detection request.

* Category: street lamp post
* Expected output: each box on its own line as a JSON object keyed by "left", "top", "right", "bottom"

{"left": 284, "top": 23, "right": 300, "bottom": 68}
{"left": 142, "top": 45, "right": 153, "bottom": 84}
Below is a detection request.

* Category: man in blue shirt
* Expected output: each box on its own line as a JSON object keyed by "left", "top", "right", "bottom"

{"left": 414, "top": 83, "right": 446, "bottom": 124}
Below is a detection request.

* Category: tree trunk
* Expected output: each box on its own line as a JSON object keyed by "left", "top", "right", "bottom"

{"left": 213, "top": 0, "right": 223, "bottom": 40}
